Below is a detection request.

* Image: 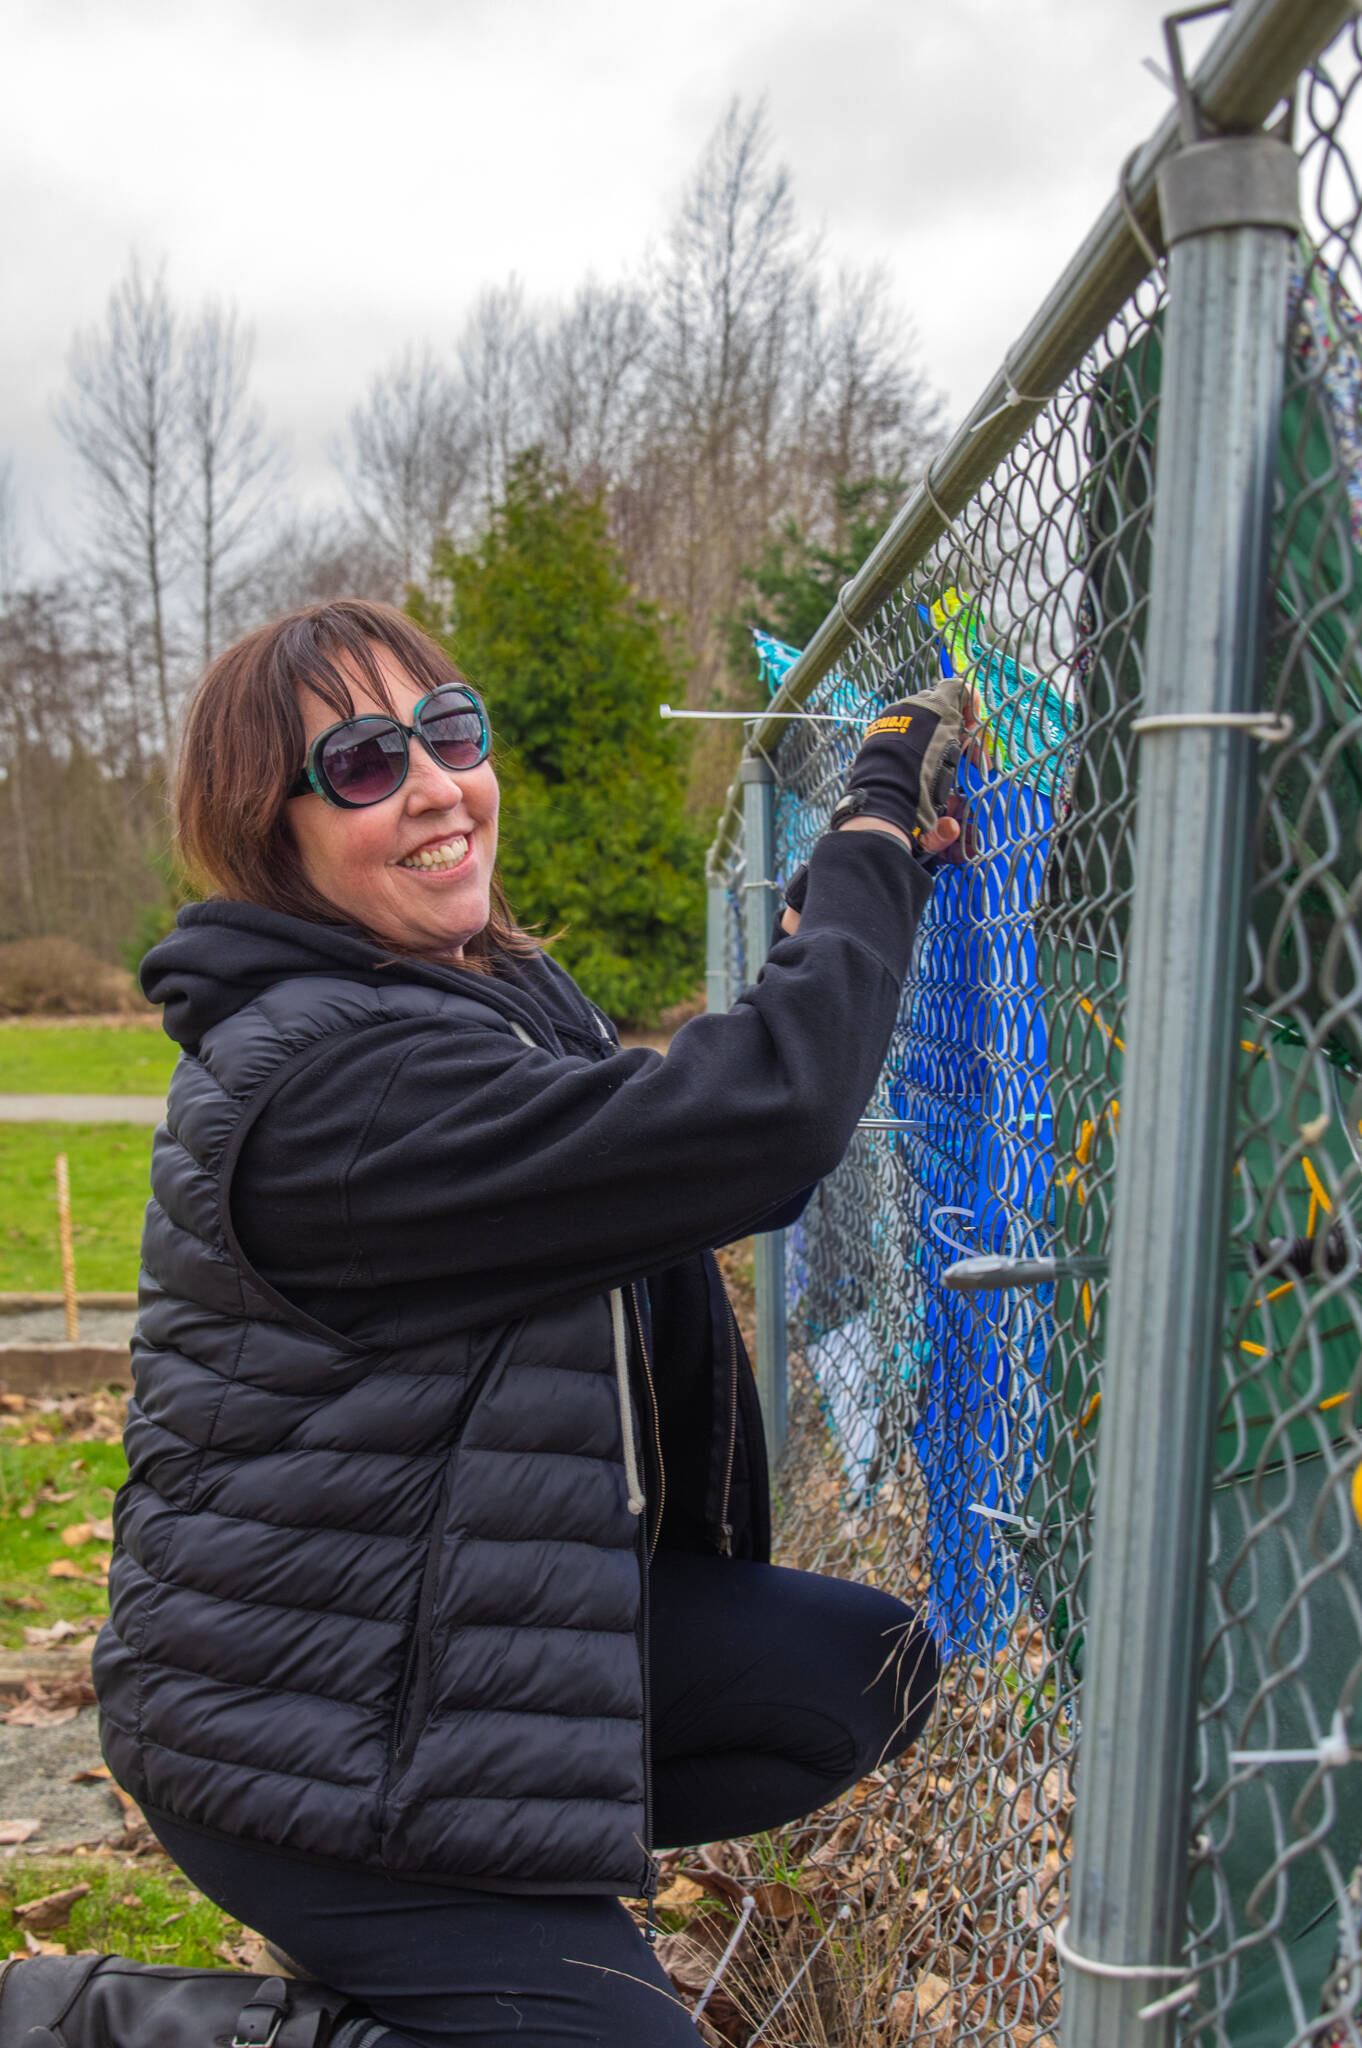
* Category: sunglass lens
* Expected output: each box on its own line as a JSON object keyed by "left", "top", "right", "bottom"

{"left": 421, "top": 690, "right": 487, "bottom": 770}
{"left": 320, "top": 720, "right": 407, "bottom": 804}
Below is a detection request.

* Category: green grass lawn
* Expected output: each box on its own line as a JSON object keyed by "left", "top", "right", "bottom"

{"left": 0, "top": 1026, "right": 174, "bottom": 1096}
{"left": 1, "top": 1854, "right": 242, "bottom": 1965}
{"left": 0, "top": 1436, "right": 127, "bottom": 1649}
{"left": 0, "top": 1125, "right": 151, "bottom": 1292}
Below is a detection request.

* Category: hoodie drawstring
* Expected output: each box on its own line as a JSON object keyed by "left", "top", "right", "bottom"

{"left": 610, "top": 1289, "right": 646, "bottom": 1518}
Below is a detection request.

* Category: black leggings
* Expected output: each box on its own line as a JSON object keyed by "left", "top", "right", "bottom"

{"left": 152, "top": 1556, "right": 938, "bottom": 2047}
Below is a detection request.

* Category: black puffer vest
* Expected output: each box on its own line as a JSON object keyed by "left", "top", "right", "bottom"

{"left": 95, "top": 977, "right": 662, "bottom": 1895}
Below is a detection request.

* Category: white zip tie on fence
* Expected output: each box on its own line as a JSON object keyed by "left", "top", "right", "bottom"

{"left": 969, "top": 356, "right": 1053, "bottom": 433}
{"left": 746, "top": 1903, "right": 852, "bottom": 2043}
{"left": 691, "top": 1893, "right": 756, "bottom": 2023}
{"left": 1130, "top": 709, "right": 1294, "bottom": 743}
{"left": 1231, "top": 1709, "right": 1355, "bottom": 1771}
{"left": 968, "top": 1502, "right": 1042, "bottom": 1539}
{"left": 1051, "top": 1917, "right": 1200, "bottom": 2023}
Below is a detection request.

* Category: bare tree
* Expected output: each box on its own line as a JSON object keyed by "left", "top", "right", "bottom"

{"left": 234, "top": 509, "right": 405, "bottom": 621}
{"left": 643, "top": 99, "right": 808, "bottom": 703}
{"left": 335, "top": 347, "right": 470, "bottom": 587}
{"left": 533, "top": 282, "right": 652, "bottom": 493}
{"left": 457, "top": 282, "right": 536, "bottom": 517}
{"left": 55, "top": 260, "right": 187, "bottom": 750}
{"left": 184, "top": 303, "right": 286, "bottom": 665}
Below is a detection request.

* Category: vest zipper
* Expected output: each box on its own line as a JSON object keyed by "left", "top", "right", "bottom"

{"left": 609, "top": 1290, "right": 646, "bottom": 1520}
{"left": 390, "top": 1459, "right": 455, "bottom": 1775}
{"left": 627, "top": 1285, "right": 666, "bottom": 1564}
{"left": 717, "top": 1298, "right": 740, "bottom": 1557}
{"left": 388, "top": 1339, "right": 511, "bottom": 1778}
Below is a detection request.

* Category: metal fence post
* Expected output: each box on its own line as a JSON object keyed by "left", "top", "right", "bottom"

{"left": 705, "top": 876, "right": 729, "bottom": 1014}
{"left": 1059, "top": 130, "right": 1299, "bottom": 2047}
{"left": 741, "top": 755, "right": 788, "bottom": 1450}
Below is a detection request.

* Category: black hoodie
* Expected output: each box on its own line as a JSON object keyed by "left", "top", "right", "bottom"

{"left": 143, "top": 826, "right": 932, "bottom": 1348}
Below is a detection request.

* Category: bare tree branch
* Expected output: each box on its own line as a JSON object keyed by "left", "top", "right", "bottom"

{"left": 184, "top": 303, "right": 288, "bottom": 665}
{"left": 54, "top": 259, "right": 188, "bottom": 750}
{"left": 334, "top": 347, "right": 470, "bottom": 588}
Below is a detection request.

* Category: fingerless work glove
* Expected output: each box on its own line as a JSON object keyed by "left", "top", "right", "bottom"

{"left": 829, "top": 676, "right": 969, "bottom": 843}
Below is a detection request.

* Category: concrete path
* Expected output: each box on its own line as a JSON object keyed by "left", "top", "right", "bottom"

{"left": 0, "top": 1704, "right": 122, "bottom": 1849}
{"left": 0, "top": 1094, "right": 165, "bottom": 1123}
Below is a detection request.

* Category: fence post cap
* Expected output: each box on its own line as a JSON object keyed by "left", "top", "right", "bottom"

{"left": 1156, "top": 134, "right": 1299, "bottom": 247}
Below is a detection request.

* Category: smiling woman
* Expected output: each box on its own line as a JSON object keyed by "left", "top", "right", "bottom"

{"left": 94, "top": 596, "right": 956, "bottom": 2047}
{"left": 174, "top": 602, "right": 534, "bottom": 969}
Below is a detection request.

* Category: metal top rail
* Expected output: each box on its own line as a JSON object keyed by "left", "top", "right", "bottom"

{"left": 704, "top": 0, "right": 1356, "bottom": 881}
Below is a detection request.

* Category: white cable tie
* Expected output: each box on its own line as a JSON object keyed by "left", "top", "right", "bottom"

{"left": 970, "top": 357, "right": 1052, "bottom": 433}
{"left": 967, "top": 1502, "right": 1041, "bottom": 1539}
{"left": 692, "top": 1893, "right": 756, "bottom": 2022}
{"left": 1052, "top": 1916, "right": 1196, "bottom": 1987}
{"left": 1131, "top": 710, "right": 1294, "bottom": 743}
{"left": 1231, "top": 1710, "right": 1354, "bottom": 1770}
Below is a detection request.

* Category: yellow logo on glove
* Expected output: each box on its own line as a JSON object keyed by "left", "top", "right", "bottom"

{"left": 864, "top": 713, "right": 921, "bottom": 739}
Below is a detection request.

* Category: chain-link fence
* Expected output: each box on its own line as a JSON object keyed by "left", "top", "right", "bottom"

{"left": 697, "top": 5, "right": 1362, "bottom": 2042}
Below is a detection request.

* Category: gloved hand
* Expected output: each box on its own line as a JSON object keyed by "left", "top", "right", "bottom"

{"left": 830, "top": 676, "right": 972, "bottom": 851}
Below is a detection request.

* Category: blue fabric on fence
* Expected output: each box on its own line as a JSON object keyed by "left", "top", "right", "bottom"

{"left": 787, "top": 597, "right": 1072, "bottom": 1659}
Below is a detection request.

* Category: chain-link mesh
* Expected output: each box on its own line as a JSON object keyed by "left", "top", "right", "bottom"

{"left": 698, "top": 21, "right": 1362, "bottom": 2044}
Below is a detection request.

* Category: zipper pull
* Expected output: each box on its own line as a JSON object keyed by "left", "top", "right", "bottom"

{"left": 718, "top": 1522, "right": 734, "bottom": 1557}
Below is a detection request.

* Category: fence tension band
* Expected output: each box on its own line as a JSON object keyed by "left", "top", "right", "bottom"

{"left": 1052, "top": 1918, "right": 1201, "bottom": 2023}
{"left": 1131, "top": 709, "right": 1293, "bottom": 741}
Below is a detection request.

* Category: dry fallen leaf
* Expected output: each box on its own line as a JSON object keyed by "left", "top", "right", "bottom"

{"left": 60, "top": 1523, "right": 93, "bottom": 1548}
{"left": 23, "top": 1931, "right": 66, "bottom": 1957}
{"left": 676, "top": 1865, "right": 803, "bottom": 1920}
{"left": 653, "top": 1875, "right": 705, "bottom": 1913}
{"left": 45, "top": 1560, "right": 104, "bottom": 1585}
{"left": 14, "top": 1885, "right": 91, "bottom": 1933}
{"left": 16, "top": 1503, "right": 34, "bottom": 1521}
{"left": 0, "top": 1821, "right": 41, "bottom": 1844}
{"left": 89, "top": 1518, "right": 115, "bottom": 1544}
{"left": 67, "top": 1766, "right": 112, "bottom": 1785}
{"left": 4, "top": 1700, "right": 79, "bottom": 1727}
{"left": 22, "top": 1620, "right": 81, "bottom": 1648}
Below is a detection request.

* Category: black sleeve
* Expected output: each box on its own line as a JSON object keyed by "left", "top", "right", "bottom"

{"left": 232, "top": 830, "right": 930, "bottom": 1326}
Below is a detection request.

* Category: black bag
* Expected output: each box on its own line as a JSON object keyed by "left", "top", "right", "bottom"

{"left": 0, "top": 1954, "right": 387, "bottom": 2047}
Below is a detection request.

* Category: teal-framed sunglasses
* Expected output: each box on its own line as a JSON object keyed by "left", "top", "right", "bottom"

{"left": 288, "top": 685, "right": 490, "bottom": 809}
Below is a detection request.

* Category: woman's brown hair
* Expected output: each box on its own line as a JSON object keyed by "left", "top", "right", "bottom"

{"left": 175, "top": 599, "right": 538, "bottom": 970}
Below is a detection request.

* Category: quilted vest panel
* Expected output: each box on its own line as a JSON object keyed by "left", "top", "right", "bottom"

{"left": 93, "top": 977, "right": 651, "bottom": 1894}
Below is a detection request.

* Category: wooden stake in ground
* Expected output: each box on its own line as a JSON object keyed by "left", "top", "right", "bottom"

{"left": 54, "top": 1153, "right": 78, "bottom": 1342}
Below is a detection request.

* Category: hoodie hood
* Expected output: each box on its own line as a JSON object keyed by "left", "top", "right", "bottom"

{"left": 142, "top": 900, "right": 564, "bottom": 1055}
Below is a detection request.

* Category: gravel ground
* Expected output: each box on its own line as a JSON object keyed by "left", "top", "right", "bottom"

{"left": 0, "top": 1311, "right": 136, "bottom": 1345}
{"left": 0, "top": 1707, "right": 121, "bottom": 1850}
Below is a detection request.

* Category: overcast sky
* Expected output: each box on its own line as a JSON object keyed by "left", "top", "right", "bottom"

{"left": 3, "top": 0, "right": 1192, "bottom": 569}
